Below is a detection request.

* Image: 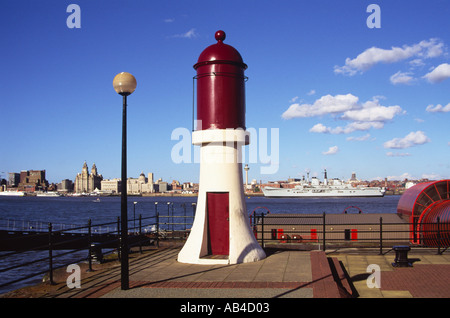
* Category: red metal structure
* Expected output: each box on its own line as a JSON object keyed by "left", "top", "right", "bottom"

{"left": 194, "top": 30, "right": 247, "bottom": 130}
{"left": 342, "top": 206, "right": 363, "bottom": 214}
{"left": 397, "top": 180, "right": 450, "bottom": 246}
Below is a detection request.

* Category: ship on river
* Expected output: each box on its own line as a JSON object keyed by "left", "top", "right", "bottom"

{"left": 262, "top": 170, "right": 385, "bottom": 198}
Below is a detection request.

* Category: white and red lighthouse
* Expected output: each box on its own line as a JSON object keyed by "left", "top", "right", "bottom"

{"left": 177, "top": 31, "right": 266, "bottom": 265}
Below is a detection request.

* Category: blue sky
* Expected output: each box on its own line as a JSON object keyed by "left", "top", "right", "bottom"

{"left": 1, "top": 0, "right": 449, "bottom": 184}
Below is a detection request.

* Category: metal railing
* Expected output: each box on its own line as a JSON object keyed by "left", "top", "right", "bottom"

{"left": 0, "top": 201, "right": 196, "bottom": 293}
{"left": 1, "top": 206, "right": 448, "bottom": 294}
{"left": 0, "top": 218, "right": 123, "bottom": 292}
{"left": 250, "top": 212, "right": 450, "bottom": 255}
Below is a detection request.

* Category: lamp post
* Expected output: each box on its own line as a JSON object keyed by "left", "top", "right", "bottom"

{"left": 113, "top": 71, "right": 137, "bottom": 290}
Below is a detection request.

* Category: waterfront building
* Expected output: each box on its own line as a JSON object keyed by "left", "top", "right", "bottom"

{"left": 8, "top": 173, "right": 20, "bottom": 187}
{"left": 182, "top": 182, "right": 197, "bottom": 194}
{"left": 156, "top": 180, "right": 168, "bottom": 193}
{"left": 171, "top": 180, "right": 182, "bottom": 191}
{"left": 18, "top": 170, "right": 48, "bottom": 192}
{"left": 57, "top": 179, "right": 73, "bottom": 193}
{"left": 148, "top": 172, "right": 154, "bottom": 184}
{"left": 101, "top": 178, "right": 121, "bottom": 194}
{"left": 348, "top": 172, "right": 359, "bottom": 184}
{"left": 127, "top": 172, "right": 155, "bottom": 194}
{"left": 74, "top": 162, "right": 103, "bottom": 193}
{"left": 182, "top": 182, "right": 194, "bottom": 191}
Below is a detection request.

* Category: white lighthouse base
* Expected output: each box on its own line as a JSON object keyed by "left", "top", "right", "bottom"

{"left": 177, "top": 130, "right": 266, "bottom": 265}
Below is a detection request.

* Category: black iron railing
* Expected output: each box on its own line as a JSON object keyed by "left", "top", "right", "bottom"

{"left": 250, "top": 213, "right": 450, "bottom": 255}
{"left": 0, "top": 201, "right": 196, "bottom": 294}
{"left": 1, "top": 206, "right": 448, "bottom": 294}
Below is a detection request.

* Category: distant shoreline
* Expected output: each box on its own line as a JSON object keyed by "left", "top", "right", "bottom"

{"left": 2, "top": 191, "right": 401, "bottom": 198}
{"left": 140, "top": 192, "right": 265, "bottom": 197}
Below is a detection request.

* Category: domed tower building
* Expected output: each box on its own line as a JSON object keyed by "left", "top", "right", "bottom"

{"left": 74, "top": 162, "right": 103, "bottom": 193}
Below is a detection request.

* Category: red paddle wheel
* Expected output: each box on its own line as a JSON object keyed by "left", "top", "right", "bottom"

{"left": 397, "top": 180, "right": 450, "bottom": 246}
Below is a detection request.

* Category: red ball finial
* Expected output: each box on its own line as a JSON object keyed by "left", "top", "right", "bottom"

{"left": 215, "top": 30, "right": 226, "bottom": 42}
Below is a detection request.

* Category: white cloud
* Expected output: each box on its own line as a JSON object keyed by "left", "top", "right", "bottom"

{"left": 421, "top": 173, "right": 443, "bottom": 180}
{"left": 390, "top": 71, "right": 414, "bottom": 85}
{"left": 283, "top": 94, "right": 404, "bottom": 123}
{"left": 171, "top": 28, "right": 198, "bottom": 39}
{"left": 347, "top": 134, "right": 372, "bottom": 141}
{"left": 292, "top": 95, "right": 404, "bottom": 135}
{"left": 426, "top": 103, "right": 450, "bottom": 112}
{"left": 164, "top": 18, "right": 175, "bottom": 23}
{"left": 282, "top": 94, "right": 359, "bottom": 119}
{"left": 347, "top": 121, "right": 385, "bottom": 131}
{"left": 383, "top": 131, "right": 430, "bottom": 149}
{"left": 386, "top": 172, "right": 443, "bottom": 181}
{"left": 409, "top": 59, "right": 425, "bottom": 68}
{"left": 341, "top": 102, "right": 404, "bottom": 122}
{"left": 322, "top": 146, "right": 339, "bottom": 155}
{"left": 387, "top": 172, "right": 414, "bottom": 181}
{"left": 386, "top": 152, "right": 411, "bottom": 157}
{"left": 423, "top": 63, "right": 450, "bottom": 83}
{"left": 307, "top": 89, "right": 316, "bottom": 96}
{"left": 334, "top": 38, "right": 445, "bottom": 76}
{"left": 311, "top": 121, "right": 385, "bottom": 135}
{"left": 309, "top": 123, "right": 329, "bottom": 133}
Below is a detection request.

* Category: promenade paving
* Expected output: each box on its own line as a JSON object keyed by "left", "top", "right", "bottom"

{"left": 2, "top": 245, "right": 450, "bottom": 300}
{"left": 331, "top": 248, "right": 450, "bottom": 298}
{"left": 67, "top": 247, "right": 318, "bottom": 299}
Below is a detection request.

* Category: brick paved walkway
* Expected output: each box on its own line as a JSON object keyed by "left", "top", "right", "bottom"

{"left": 2, "top": 247, "right": 450, "bottom": 299}
{"left": 380, "top": 264, "right": 450, "bottom": 298}
{"left": 334, "top": 249, "right": 450, "bottom": 298}
{"left": 80, "top": 249, "right": 343, "bottom": 298}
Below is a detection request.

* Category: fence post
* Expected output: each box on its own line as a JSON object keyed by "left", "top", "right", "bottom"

{"left": 322, "top": 212, "right": 326, "bottom": 251}
{"left": 437, "top": 216, "right": 441, "bottom": 255}
{"left": 88, "top": 219, "right": 93, "bottom": 272}
{"left": 117, "top": 216, "right": 121, "bottom": 261}
{"left": 48, "top": 222, "right": 54, "bottom": 285}
{"left": 172, "top": 202, "right": 175, "bottom": 239}
{"left": 379, "top": 217, "right": 383, "bottom": 255}
{"left": 182, "top": 203, "right": 187, "bottom": 230}
{"left": 155, "top": 202, "right": 159, "bottom": 248}
{"left": 167, "top": 202, "right": 171, "bottom": 237}
{"left": 139, "top": 214, "right": 142, "bottom": 254}
{"left": 253, "top": 213, "right": 257, "bottom": 240}
{"left": 156, "top": 211, "right": 160, "bottom": 248}
{"left": 261, "top": 213, "right": 265, "bottom": 248}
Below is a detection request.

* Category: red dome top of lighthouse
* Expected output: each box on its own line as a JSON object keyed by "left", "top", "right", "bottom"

{"left": 194, "top": 31, "right": 247, "bottom": 70}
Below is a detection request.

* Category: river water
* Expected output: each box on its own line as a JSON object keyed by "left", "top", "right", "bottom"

{"left": 0, "top": 195, "right": 400, "bottom": 294}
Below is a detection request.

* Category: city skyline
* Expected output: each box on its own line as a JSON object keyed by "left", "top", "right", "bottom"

{"left": 1, "top": 1, "right": 449, "bottom": 185}
{"left": 2, "top": 161, "right": 441, "bottom": 190}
